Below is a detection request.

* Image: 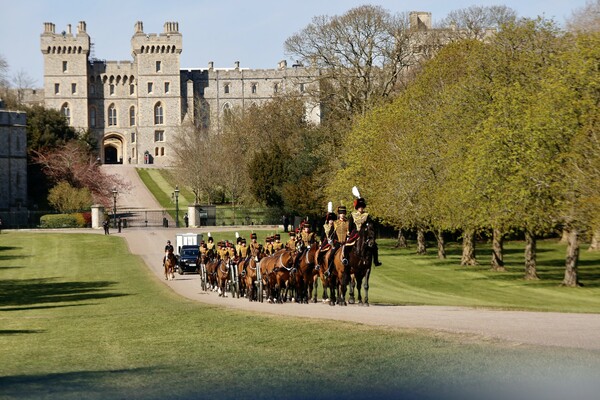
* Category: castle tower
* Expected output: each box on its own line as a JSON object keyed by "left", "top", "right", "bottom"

{"left": 130, "top": 21, "right": 182, "bottom": 163}
{"left": 41, "top": 21, "right": 90, "bottom": 129}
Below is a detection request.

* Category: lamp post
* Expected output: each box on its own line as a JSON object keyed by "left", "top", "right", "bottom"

{"left": 111, "top": 188, "right": 118, "bottom": 229}
{"left": 174, "top": 185, "right": 180, "bottom": 228}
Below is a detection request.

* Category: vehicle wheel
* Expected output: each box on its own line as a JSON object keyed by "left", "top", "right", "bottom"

{"left": 177, "top": 267, "right": 183, "bottom": 275}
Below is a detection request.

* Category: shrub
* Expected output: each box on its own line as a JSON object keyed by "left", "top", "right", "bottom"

{"left": 40, "top": 214, "right": 79, "bottom": 228}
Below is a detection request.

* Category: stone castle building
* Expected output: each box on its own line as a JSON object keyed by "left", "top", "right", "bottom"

{"left": 0, "top": 100, "right": 27, "bottom": 213}
{"left": 40, "top": 20, "right": 319, "bottom": 166}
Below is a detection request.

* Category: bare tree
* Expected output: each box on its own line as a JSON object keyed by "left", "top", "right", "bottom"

{"left": 438, "top": 5, "right": 517, "bottom": 39}
{"left": 0, "top": 54, "right": 8, "bottom": 89}
{"left": 170, "top": 118, "right": 221, "bottom": 204}
{"left": 567, "top": 0, "right": 600, "bottom": 32}
{"left": 284, "top": 5, "right": 418, "bottom": 117}
{"left": 12, "top": 70, "right": 37, "bottom": 103}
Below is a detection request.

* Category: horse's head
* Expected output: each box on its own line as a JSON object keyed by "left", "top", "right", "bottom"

{"left": 357, "top": 221, "right": 376, "bottom": 258}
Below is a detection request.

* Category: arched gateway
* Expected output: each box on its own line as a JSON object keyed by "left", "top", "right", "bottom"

{"left": 103, "top": 133, "right": 125, "bottom": 164}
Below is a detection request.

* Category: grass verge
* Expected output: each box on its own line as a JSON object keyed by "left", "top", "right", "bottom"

{"left": 0, "top": 232, "right": 599, "bottom": 399}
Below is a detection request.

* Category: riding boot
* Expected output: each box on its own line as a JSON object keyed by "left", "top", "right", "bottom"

{"left": 373, "top": 243, "right": 382, "bottom": 266}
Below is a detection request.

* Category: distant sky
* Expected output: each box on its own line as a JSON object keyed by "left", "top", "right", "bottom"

{"left": 0, "top": 0, "right": 589, "bottom": 87}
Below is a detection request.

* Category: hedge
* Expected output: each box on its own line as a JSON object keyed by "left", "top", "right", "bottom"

{"left": 40, "top": 213, "right": 90, "bottom": 228}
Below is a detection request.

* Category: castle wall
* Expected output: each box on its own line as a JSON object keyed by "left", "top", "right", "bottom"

{"left": 0, "top": 110, "right": 27, "bottom": 210}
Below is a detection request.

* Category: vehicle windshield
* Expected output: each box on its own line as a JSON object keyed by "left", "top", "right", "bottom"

{"left": 182, "top": 249, "right": 199, "bottom": 257}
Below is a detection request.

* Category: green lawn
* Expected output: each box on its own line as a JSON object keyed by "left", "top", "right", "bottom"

{"left": 1, "top": 232, "right": 599, "bottom": 399}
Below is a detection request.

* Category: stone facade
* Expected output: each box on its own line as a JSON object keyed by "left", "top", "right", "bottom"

{"left": 39, "top": 20, "right": 320, "bottom": 167}
{"left": 0, "top": 103, "right": 27, "bottom": 211}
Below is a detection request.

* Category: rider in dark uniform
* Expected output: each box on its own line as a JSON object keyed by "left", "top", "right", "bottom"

{"left": 162, "top": 240, "right": 174, "bottom": 266}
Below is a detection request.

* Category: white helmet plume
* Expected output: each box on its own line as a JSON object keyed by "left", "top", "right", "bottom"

{"left": 352, "top": 186, "right": 361, "bottom": 198}
{"left": 327, "top": 201, "right": 333, "bottom": 213}
{"left": 235, "top": 231, "right": 239, "bottom": 239}
{"left": 207, "top": 232, "right": 211, "bottom": 237}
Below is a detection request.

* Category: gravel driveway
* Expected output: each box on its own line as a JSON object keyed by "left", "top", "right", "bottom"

{"left": 115, "top": 226, "right": 600, "bottom": 351}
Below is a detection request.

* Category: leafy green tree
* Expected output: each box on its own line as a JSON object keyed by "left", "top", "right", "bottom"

{"left": 540, "top": 31, "right": 600, "bottom": 286}
{"left": 48, "top": 181, "right": 92, "bottom": 213}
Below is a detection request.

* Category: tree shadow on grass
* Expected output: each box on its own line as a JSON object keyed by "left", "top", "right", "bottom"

{"left": 0, "top": 278, "right": 129, "bottom": 309}
{"left": 0, "top": 368, "right": 164, "bottom": 400}
{"left": 0, "top": 329, "right": 45, "bottom": 335}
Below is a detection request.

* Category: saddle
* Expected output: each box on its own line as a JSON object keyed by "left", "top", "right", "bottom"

{"left": 345, "top": 232, "right": 359, "bottom": 246}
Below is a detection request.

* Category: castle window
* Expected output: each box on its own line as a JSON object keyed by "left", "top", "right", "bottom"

{"left": 108, "top": 104, "right": 117, "bottom": 126}
{"left": 154, "top": 103, "right": 164, "bottom": 125}
{"left": 155, "top": 147, "right": 159, "bottom": 156}
{"left": 164, "top": 82, "right": 170, "bottom": 93}
{"left": 71, "top": 83, "right": 77, "bottom": 94}
{"left": 62, "top": 61, "right": 68, "bottom": 72}
{"left": 129, "top": 106, "right": 136, "bottom": 126}
{"left": 274, "top": 83, "right": 279, "bottom": 93}
{"left": 154, "top": 130, "right": 164, "bottom": 142}
{"left": 160, "top": 147, "right": 165, "bottom": 156}
{"left": 132, "top": 147, "right": 136, "bottom": 158}
{"left": 224, "top": 83, "right": 230, "bottom": 94}
{"left": 148, "top": 82, "right": 153, "bottom": 94}
{"left": 90, "top": 85, "right": 96, "bottom": 95}
{"left": 110, "top": 84, "right": 115, "bottom": 95}
{"left": 156, "top": 61, "right": 161, "bottom": 72}
{"left": 61, "top": 103, "right": 70, "bottom": 125}
{"left": 54, "top": 83, "right": 60, "bottom": 95}
{"left": 90, "top": 107, "right": 96, "bottom": 127}
{"left": 299, "top": 83, "right": 305, "bottom": 93}
{"left": 130, "top": 84, "right": 135, "bottom": 95}
{"left": 131, "top": 132, "right": 136, "bottom": 143}
{"left": 251, "top": 83, "right": 257, "bottom": 94}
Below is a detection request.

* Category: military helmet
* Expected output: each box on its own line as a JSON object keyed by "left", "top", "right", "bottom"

{"left": 337, "top": 206, "right": 347, "bottom": 215}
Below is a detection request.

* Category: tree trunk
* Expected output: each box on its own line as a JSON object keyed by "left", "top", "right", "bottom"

{"left": 561, "top": 228, "right": 581, "bottom": 287}
{"left": 395, "top": 228, "right": 408, "bottom": 248}
{"left": 490, "top": 228, "right": 505, "bottom": 271}
{"left": 560, "top": 228, "right": 569, "bottom": 244}
{"left": 524, "top": 230, "right": 539, "bottom": 280}
{"left": 435, "top": 229, "right": 446, "bottom": 259}
{"left": 460, "top": 229, "right": 478, "bottom": 266}
{"left": 589, "top": 228, "right": 600, "bottom": 251}
{"left": 416, "top": 228, "right": 427, "bottom": 255}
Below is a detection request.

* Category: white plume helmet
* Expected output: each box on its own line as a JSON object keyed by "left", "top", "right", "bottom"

{"left": 327, "top": 201, "right": 333, "bottom": 213}
{"left": 352, "top": 186, "right": 361, "bottom": 198}
{"left": 235, "top": 231, "right": 239, "bottom": 239}
{"left": 207, "top": 232, "right": 211, "bottom": 237}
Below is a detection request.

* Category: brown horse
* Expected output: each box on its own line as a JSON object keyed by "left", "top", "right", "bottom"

{"left": 259, "top": 249, "right": 295, "bottom": 303}
{"left": 205, "top": 257, "right": 220, "bottom": 292}
{"left": 241, "top": 257, "right": 259, "bottom": 301}
{"left": 314, "top": 244, "right": 337, "bottom": 305}
{"left": 348, "top": 220, "right": 377, "bottom": 306}
{"left": 295, "top": 242, "right": 318, "bottom": 304}
{"left": 216, "top": 258, "right": 230, "bottom": 297}
{"left": 164, "top": 250, "right": 176, "bottom": 281}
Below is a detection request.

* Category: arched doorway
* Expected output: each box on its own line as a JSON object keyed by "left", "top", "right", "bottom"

{"left": 105, "top": 146, "right": 118, "bottom": 163}
{"left": 103, "top": 134, "right": 125, "bottom": 164}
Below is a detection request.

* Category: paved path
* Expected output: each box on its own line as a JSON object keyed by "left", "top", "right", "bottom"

{"left": 98, "top": 164, "right": 600, "bottom": 350}
{"left": 101, "top": 164, "right": 162, "bottom": 210}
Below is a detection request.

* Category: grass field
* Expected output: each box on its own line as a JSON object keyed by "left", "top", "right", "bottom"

{"left": 1, "top": 232, "right": 599, "bottom": 399}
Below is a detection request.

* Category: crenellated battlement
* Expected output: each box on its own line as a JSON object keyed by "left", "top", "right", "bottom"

{"left": 41, "top": 20, "right": 90, "bottom": 54}
{"left": 131, "top": 21, "right": 182, "bottom": 56}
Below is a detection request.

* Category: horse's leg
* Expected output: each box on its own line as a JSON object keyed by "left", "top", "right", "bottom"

{"left": 355, "top": 274, "right": 363, "bottom": 305}
{"left": 363, "top": 268, "right": 371, "bottom": 306}
{"left": 348, "top": 274, "right": 356, "bottom": 305}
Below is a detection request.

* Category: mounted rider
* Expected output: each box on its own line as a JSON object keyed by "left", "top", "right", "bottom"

{"left": 272, "top": 233, "right": 284, "bottom": 252}
{"left": 162, "top": 239, "right": 174, "bottom": 266}
{"left": 249, "top": 233, "right": 263, "bottom": 260}
{"left": 349, "top": 186, "right": 382, "bottom": 266}
{"left": 285, "top": 231, "right": 297, "bottom": 250}
{"left": 318, "top": 202, "right": 338, "bottom": 272}
{"left": 333, "top": 204, "right": 351, "bottom": 267}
